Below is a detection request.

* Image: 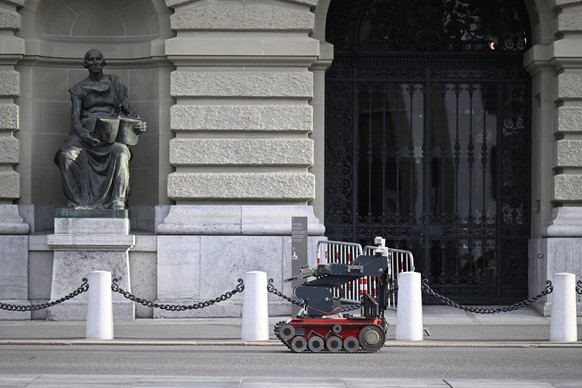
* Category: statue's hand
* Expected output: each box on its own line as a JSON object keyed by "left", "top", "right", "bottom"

{"left": 80, "top": 132, "right": 100, "bottom": 147}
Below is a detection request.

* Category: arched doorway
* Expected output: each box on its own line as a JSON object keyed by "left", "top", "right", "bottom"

{"left": 324, "top": 0, "right": 532, "bottom": 303}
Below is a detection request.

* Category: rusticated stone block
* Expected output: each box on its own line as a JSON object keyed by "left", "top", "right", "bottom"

{"left": 0, "top": 170, "right": 19, "bottom": 198}
{"left": 171, "top": 71, "right": 313, "bottom": 98}
{"left": 0, "top": 104, "right": 18, "bottom": 130}
{"left": 0, "top": 136, "right": 17, "bottom": 163}
{"left": 558, "top": 7, "right": 582, "bottom": 32}
{"left": 170, "top": 104, "right": 312, "bottom": 132}
{"left": 170, "top": 138, "right": 313, "bottom": 166}
{"left": 0, "top": 9, "right": 19, "bottom": 30}
{"left": 0, "top": 70, "right": 18, "bottom": 96}
{"left": 553, "top": 174, "right": 582, "bottom": 201}
{"left": 557, "top": 73, "right": 582, "bottom": 100}
{"left": 167, "top": 171, "right": 315, "bottom": 200}
{"left": 555, "top": 139, "right": 582, "bottom": 167}
{"left": 170, "top": 3, "right": 313, "bottom": 31}
{"left": 556, "top": 105, "right": 582, "bottom": 133}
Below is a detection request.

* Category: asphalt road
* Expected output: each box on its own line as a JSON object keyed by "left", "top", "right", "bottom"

{"left": 1, "top": 345, "right": 581, "bottom": 381}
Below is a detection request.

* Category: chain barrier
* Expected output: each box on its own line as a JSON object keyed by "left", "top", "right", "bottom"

{"left": 0, "top": 278, "right": 89, "bottom": 312}
{"left": 111, "top": 278, "right": 244, "bottom": 311}
{"left": 0, "top": 275, "right": 574, "bottom": 316}
{"left": 421, "top": 279, "right": 553, "bottom": 314}
{"left": 577, "top": 280, "right": 582, "bottom": 295}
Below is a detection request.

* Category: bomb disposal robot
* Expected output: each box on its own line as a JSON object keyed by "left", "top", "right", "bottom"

{"left": 274, "top": 237, "right": 398, "bottom": 353}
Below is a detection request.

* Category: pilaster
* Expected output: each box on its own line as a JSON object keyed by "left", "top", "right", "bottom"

{"left": 158, "top": 1, "right": 325, "bottom": 316}
{"left": 0, "top": 1, "right": 26, "bottom": 235}
{"left": 525, "top": 1, "right": 582, "bottom": 314}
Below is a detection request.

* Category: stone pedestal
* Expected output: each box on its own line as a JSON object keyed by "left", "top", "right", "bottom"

{"left": 46, "top": 209, "right": 135, "bottom": 321}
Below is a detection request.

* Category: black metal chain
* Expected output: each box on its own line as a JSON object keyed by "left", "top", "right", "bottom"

{"left": 0, "top": 278, "right": 89, "bottom": 312}
{"left": 421, "top": 279, "right": 553, "bottom": 314}
{"left": 577, "top": 280, "right": 582, "bottom": 295}
{"left": 267, "top": 278, "right": 306, "bottom": 308}
{"left": 111, "top": 278, "right": 244, "bottom": 311}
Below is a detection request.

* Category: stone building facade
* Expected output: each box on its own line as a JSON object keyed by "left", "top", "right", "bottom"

{"left": 0, "top": 0, "right": 580, "bottom": 319}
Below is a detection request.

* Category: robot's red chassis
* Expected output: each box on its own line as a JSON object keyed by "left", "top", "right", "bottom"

{"left": 274, "top": 316, "right": 387, "bottom": 353}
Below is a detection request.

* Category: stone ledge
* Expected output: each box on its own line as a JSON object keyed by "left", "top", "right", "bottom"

{"left": 53, "top": 217, "right": 130, "bottom": 235}
{"left": 55, "top": 208, "right": 128, "bottom": 219}
{"left": 47, "top": 235, "right": 135, "bottom": 251}
{"left": 157, "top": 205, "right": 325, "bottom": 235}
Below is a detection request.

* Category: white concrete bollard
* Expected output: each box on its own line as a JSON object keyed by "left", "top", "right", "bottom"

{"left": 241, "top": 271, "right": 269, "bottom": 341}
{"left": 550, "top": 273, "right": 578, "bottom": 343}
{"left": 395, "top": 271, "right": 423, "bottom": 341}
{"left": 86, "top": 271, "right": 114, "bottom": 340}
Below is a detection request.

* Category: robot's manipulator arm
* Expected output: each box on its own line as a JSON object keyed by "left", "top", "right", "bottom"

{"left": 288, "top": 253, "right": 391, "bottom": 317}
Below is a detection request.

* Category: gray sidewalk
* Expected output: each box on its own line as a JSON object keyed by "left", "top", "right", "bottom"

{"left": 0, "top": 306, "right": 580, "bottom": 347}
{"left": 2, "top": 375, "right": 581, "bottom": 388}
{"left": 1, "top": 307, "right": 581, "bottom": 388}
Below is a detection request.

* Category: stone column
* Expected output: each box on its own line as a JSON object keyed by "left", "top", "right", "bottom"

{"left": 527, "top": 0, "right": 582, "bottom": 315}
{"left": 0, "top": 0, "right": 29, "bottom": 319}
{"left": 157, "top": 0, "right": 325, "bottom": 317}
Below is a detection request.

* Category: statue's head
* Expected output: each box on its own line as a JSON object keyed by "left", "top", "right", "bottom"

{"left": 83, "top": 48, "right": 107, "bottom": 69}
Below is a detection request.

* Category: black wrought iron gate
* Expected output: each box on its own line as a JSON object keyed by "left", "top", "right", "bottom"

{"left": 324, "top": 0, "right": 532, "bottom": 303}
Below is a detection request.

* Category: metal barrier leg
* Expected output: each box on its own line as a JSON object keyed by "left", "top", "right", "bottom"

{"left": 550, "top": 273, "right": 578, "bottom": 343}
{"left": 86, "top": 271, "right": 114, "bottom": 340}
{"left": 395, "top": 272, "right": 423, "bottom": 341}
{"left": 241, "top": 271, "right": 269, "bottom": 341}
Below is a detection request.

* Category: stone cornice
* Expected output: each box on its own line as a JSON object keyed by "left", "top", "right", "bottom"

{"left": 525, "top": 39, "right": 582, "bottom": 74}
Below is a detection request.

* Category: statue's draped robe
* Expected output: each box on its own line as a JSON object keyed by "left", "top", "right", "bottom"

{"left": 54, "top": 74, "right": 131, "bottom": 208}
